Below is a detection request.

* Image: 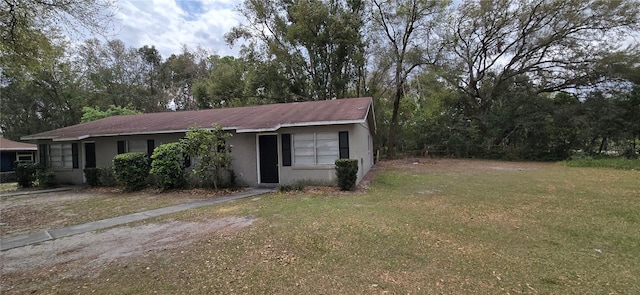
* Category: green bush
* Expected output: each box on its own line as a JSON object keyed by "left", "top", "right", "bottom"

{"left": 279, "top": 182, "right": 305, "bottom": 192}
{"left": 150, "top": 142, "right": 186, "bottom": 190}
{"left": 14, "top": 161, "right": 37, "bottom": 188}
{"left": 84, "top": 167, "right": 100, "bottom": 187}
{"left": 37, "top": 170, "right": 56, "bottom": 188}
{"left": 98, "top": 167, "right": 118, "bottom": 187}
{"left": 181, "top": 125, "right": 232, "bottom": 189}
{"left": 227, "top": 169, "right": 239, "bottom": 189}
{"left": 335, "top": 159, "right": 358, "bottom": 191}
{"left": 113, "top": 152, "right": 150, "bottom": 191}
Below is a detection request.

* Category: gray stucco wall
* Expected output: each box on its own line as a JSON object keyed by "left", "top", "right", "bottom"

{"left": 275, "top": 123, "right": 374, "bottom": 186}
{"left": 35, "top": 122, "right": 374, "bottom": 186}
{"left": 226, "top": 132, "right": 257, "bottom": 186}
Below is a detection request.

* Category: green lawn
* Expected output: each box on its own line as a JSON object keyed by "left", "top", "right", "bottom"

{"left": 15, "top": 160, "right": 640, "bottom": 294}
{"left": 0, "top": 182, "right": 17, "bottom": 192}
{"left": 566, "top": 157, "right": 640, "bottom": 170}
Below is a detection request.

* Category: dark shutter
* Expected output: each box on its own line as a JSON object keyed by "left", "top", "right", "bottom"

{"left": 147, "top": 140, "right": 155, "bottom": 155}
{"left": 117, "top": 141, "right": 126, "bottom": 154}
{"left": 281, "top": 134, "right": 291, "bottom": 167}
{"left": 38, "top": 144, "right": 47, "bottom": 167}
{"left": 72, "top": 143, "right": 79, "bottom": 168}
{"left": 339, "top": 131, "right": 349, "bottom": 159}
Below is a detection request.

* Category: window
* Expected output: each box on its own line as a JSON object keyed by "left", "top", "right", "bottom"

{"left": 38, "top": 144, "right": 47, "bottom": 166}
{"left": 117, "top": 140, "right": 155, "bottom": 155}
{"left": 17, "top": 153, "right": 34, "bottom": 162}
{"left": 293, "top": 132, "right": 339, "bottom": 165}
{"left": 49, "top": 143, "right": 73, "bottom": 168}
{"left": 128, "top": 140, "right": 147, "bottom": 153}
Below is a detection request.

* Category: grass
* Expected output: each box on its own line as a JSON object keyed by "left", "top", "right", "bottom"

{"left": 0, "top": 182, "right": 17, "bottom": 192}
{"left": 5, "top": 160, "right": 640, "bottom": 294}
{"left": 566, "top": 156, "right": 640, "bottom": 170}
{"left": 0, "top": 188, "right": 233, "bottom": 236}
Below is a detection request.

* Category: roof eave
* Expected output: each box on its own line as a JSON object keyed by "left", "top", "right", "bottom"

{"left": 24, "top": 127, "right": 239, "bottom": 141}
{"left": 0, "top": 147, "right": 37, "bottom": 151}
{"left": 236, "top": 119, "right": 367, "bottom": 133}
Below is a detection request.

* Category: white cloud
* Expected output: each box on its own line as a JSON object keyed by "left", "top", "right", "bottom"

{"left": 113, "top": 0, "right": 243, "bottom": 59}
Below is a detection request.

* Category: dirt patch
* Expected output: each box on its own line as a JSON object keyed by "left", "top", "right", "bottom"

{"left": 0, "top": 216, "right": 255, "bottom": 293}
{"left": 0, "top": 188, "right": 239, "bottom": 237}
{"left": 375, "top": 158, "right": 552, "bottom": 174}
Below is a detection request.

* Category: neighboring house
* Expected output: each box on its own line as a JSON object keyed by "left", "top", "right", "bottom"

{"left": 0, "top": 136, "right": 37, "bottom": 172}
{"left": 22, "top": 97, "right": 376, "bottom": 186}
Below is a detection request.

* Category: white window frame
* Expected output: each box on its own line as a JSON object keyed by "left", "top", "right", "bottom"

{"left": 127, "top": 140, "right": 148, "bottom": 153}
{"left": 49, "top": 143, "right": 73, "bottom": 168}
{"left": 293, "top": 132, "right": 339, "bottom": 165}
{"left": 17, "top": 153, "right": 34, "bottom": 162}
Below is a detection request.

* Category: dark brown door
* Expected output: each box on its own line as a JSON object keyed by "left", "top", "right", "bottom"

{"left": 259, "top": 135, "right": 279, "bottom": 183}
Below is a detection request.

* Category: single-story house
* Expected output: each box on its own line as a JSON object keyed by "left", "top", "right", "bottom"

{"left": 22, "top": 97, "right": 376, "bottom": 186}
{"left": 0, "top": 136, "right": 37, "bottom": 172}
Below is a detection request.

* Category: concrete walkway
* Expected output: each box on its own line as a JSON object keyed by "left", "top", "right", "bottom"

{"left": 0, "top": 185, "right": 84, "bottom": 198}
{"left": 1, "top": 188, "right": 273, "bottom": 251}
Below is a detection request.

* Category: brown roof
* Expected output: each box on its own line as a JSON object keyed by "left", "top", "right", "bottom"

{"left": 0, "top": 137, "right": 37, "bottom": 151}
{"left": 23, "top": 97, "right": 374, "bottom": 141}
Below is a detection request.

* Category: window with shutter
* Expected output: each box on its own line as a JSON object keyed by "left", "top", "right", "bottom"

{"left": 339, "top": 131, "right": 349, "bottom": 159}
{"left": 293, "top": 132, "right": 340, "bottom": 165}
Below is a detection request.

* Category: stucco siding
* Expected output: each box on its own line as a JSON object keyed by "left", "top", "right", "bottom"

{"left": 227, "top": 132, "right": 258, "bottom": 186}
{"left": 33, "top": 122, "right": 374, "bottom": 186}
{"left": 351, "top": 122, "right": 374, "bottom": 183}
{"left": 276, "top": 124, "right": 372, "bottom": 185}
{"left": 92, "top": 134, "right": 184, "bottom": 168}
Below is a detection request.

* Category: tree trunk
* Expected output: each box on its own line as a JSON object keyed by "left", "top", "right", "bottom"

{"left": 598, "top": 136, "right": 607, "bottom": 154}
{"left": 386, "top": 82, "right": 403, "bottom": 158}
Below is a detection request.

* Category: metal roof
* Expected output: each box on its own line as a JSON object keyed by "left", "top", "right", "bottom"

{"left": 22, "top": 97, "right": 375, "bottom": 141}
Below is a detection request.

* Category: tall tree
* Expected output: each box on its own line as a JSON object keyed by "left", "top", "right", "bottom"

{"left": 137, "top": 45, "right": 167, "bottom": 111}
{"left": 369, "top": 0, "right": 449, "bottom": 157}
{"left": 439, "top": 0, "right": 640, "bottom": 122}
{"left": 226, "top": 0, "right": 367, "bottom": 100}
{"left": 1, "top": 0, "right": 116, "bottom": 75}
{"left": 193, "top": 56, "right": 247, "bottom": 108}
{"left": 162, "top": 46, "right": 211, "bottom": 110}
{"left": 76, "top": 39, "right": 169, "bottom": 112}
{"left": 1, "top": 41, "right": 85, "bottom": 139}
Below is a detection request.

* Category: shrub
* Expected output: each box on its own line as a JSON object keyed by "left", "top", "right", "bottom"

{"left": 279, "top": 182, "right": 305, "bottom": 192}
{"left": 335, "top": 159, "right": 358, "bottom": 191}
{"left": 37, "top": 170, "right": 56, "bottom": 188}
{"left": 181, "top": 125, "right": 232, "bottom": 189}
{"left": 14, "top": 161, "right": 37, "bottom": 188}
{"left": 98, "top": 167, "right": 118, "bottom": 186}
{"left": 84, "top": 167, "right": 101, "bottom": 187}
{"left": 113, "top": 152, "right": 150, "bottom": 191}
{"left": 227, "top": 169, "right": 239, "bottom": 189}
{"left": 150, "top": 142, "right": 186, "bottom": 190}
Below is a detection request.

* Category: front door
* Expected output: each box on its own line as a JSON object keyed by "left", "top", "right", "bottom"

{"left": 85, "top": 142, "right": 96, "bottom": 168}
{"left": 259, "top": 135, "right": 279, "bottom": 183}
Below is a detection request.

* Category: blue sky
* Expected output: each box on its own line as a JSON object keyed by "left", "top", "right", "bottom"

{"left": 113, "top": 0, "right": 243, "bottom": 58}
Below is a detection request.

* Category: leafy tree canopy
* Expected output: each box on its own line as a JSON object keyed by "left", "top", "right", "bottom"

{"left": 80, "top": 105, "right": 142, "bottom": 123}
